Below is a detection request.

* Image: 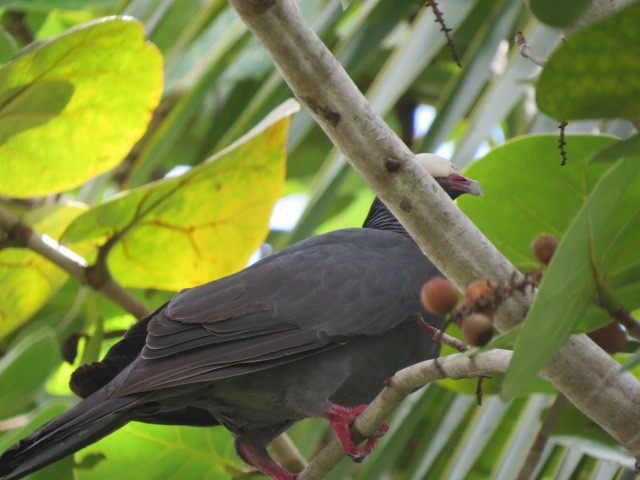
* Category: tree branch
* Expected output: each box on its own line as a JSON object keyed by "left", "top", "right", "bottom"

{"left": 0, "top": 205, "right": 150, "bottom": 318}
{"left": 0, "top": 203, "right": 306, "bottom": 471}
{"left": 298, "top": 349, "right": 514, "bottom": 479}
{"left": 228, "top": 0, "right": 640, "bottom": 465}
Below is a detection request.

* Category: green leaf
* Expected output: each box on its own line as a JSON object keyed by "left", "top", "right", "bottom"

{"left": 62, "top": 100, "right": 298, "bottom": 291}
{"left": 0, "top": 202, "right": 86, "bottom": 339}
{"left": 592, "top": 134, "right": 640, "bottom": 162}
{"left": 0, "top": 17, "right": 162, "bottom": 197}
{"left": 527, "top": 0, "right": 591, "bottom": 27}
{"left": 503, "top": 155, "right": 640, "bottom": 398}
{"left": 536, "top": 2, "right": 640, "bottom": 120}
{"left": 0, "top": 328, "right": 59, "bottom": 418}
{"left": 458, "top": 135, "right": 615, "bottom": 272}
{"left": 0, "top": 0, "right": 120, "bottom": 11}
{"left": 0, "top": 399, "right": 69, "bottom": 452}
{"left": 75, "top": 423, "right": 241, "bottom": 480}
{"left": 0, "top": 26, "right": 17, "bottom": 64}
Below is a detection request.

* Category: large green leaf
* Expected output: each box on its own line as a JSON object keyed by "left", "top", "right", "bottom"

{"left": 62, "top": 100, "right": 297, "bottom": 291}
{"left": 458, "top": 134, "right": 615, "bottom": 272}
{"left": 0, "top": 17, "right": 162, "bottom": 197}
{"left": 0, "top": 1, "right": 119, "bottom": 10}
{"left": 0, "top": 202, "right": 86, "bottom": 339}
{"left": 0, "top": 328, "right": 59, "bottom": 418}
{"left": 536, "top": 2, "right": 640, "bottom": 120}
{"left": 75, "top": 423, "right": 241, "bottom": 480}
{"left": 503, "top": 155, "right": 640, "bottom": 398}
{"left": 527, "top": 0, "right": 591, "bottom": 27}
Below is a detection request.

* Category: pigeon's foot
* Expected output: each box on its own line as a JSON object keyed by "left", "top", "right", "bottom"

{"left": 235, "top": 439, "right": 296, "bottom": 480}
{"left": 324, "top": 403, "right": 389, "bottom": 462}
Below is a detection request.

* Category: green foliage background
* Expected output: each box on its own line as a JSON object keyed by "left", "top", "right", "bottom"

{"left": 0, "top": 1, "right": 638, "bottom": 479}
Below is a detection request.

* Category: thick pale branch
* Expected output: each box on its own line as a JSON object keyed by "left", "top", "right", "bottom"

{"left": 228, "top": 0, "right": 640, "bottom": 464}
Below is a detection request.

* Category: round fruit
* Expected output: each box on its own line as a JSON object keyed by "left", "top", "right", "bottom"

{"left": 531, "top": 234, "right": 558, "bottom": 265}
{"left": 464, "top": 279, "right": 495, "bottom": 303}
{"left": 587, "top": 322, "right": 627, "bottom": 353}
{"left": 420, "top": 277, "right": 459, "bottom": 315}
{"left": 461, "top": 313, "right": 495, "bottom": 346}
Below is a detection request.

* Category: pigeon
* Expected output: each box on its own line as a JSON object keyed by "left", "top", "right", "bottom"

{"left": 0, "top": 153, "right": 482, "bottom": 480}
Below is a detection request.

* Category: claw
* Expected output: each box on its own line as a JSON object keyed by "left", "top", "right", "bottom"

{"left": 323, "top": 403, "right": 388, "bottom": 461}
{"left": 235, "top": 439, "right": 297, "bottom": 480}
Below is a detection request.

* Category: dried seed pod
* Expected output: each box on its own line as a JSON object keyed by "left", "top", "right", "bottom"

{"left": 461, "top": 313, "right": 495, "bottom": 346}
{"left": 531, "top": 234, "right": 558, "bottom": 265}
{"left": 463, "top": 279, "right": 497, "bottom": 317}
{"left": 420, "top": 277, "right": 459, "bottom": 315}
{"left": 588, "top": 322, "right": 627, "bottom": 353}
{"left": 464, "top": 279, "right": 495, "bottom": 303}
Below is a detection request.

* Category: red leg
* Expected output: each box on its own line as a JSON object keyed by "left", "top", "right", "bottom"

{"left": 235, "top": 439, "right": 296, "bottom": 480}
{"left": 323, "top": 403, "right": 389, "bottom": 462}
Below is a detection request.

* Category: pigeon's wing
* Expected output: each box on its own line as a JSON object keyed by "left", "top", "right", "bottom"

{"left": 111, "top": 229, "right": 439, "bottom": 396}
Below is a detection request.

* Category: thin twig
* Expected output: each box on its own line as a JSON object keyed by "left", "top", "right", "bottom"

{"left": 558, "top": 121, "right": 568, "bottom": 166}
{"left": 426, "top": 0, "right": 461, "bottom": 68}
{"left": 515, "top": 31, "right": 547, "bottom": 67}
{"left": 419, "top": 316, "right": 470, "bottom": 352}
{"left": 0, "top": 205, "right": 150, "bottom": 317}
{"left": 297, "top": 349, "right": 515, "bottom": 479}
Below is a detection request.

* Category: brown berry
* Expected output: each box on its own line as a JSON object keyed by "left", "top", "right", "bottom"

{"left": 420, "top": 277, "right": 459, "bottom": 315}
{"left": 531, "top": 234, "right": 558, "bottom": 265}
{"left": 464, "top": 279, "right": 495, "bottom": 303}
{"left": 588, "top": 322, "right": 627, "bottom": 353}
{"left": 461, "top": 313, "right": 495, "bottom": 346}
{"left": 463, "top": 279, "right": 497, "bottom": 317}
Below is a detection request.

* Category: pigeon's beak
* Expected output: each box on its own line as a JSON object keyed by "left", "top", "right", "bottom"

{"left": 436, "top": 173, "right": 483, "bottom": 197}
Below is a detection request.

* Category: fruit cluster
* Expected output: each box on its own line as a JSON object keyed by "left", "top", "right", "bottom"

{"left": 419, "top": 233, "right": 559, "bottom": 347}
{"left": 420, "top": 233, "right": 628, "bottom": 353}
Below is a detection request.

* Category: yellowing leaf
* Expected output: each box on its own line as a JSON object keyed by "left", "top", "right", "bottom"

{"left": 62, "top": 100, "right": 299, "bottom": 291}
{"left": 0, "top": 202, "right": 87, "bottom": 339}
{"left": 0, "top": 17, "right": 162, "bottom": 197}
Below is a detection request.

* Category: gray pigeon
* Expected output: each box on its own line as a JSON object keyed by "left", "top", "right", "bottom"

{"left": 0, "top": 154, "right": 481, "bottom": 480}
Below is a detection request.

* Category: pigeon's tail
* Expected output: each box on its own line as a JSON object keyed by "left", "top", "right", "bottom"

{"left": 0, "top": 389, "right": 140, "bottom": 480}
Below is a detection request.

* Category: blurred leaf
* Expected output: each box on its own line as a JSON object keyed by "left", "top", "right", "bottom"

{"left": 0, "top": 202, "right": 86, "bottom": 339}
{"left": 0, "top": 328, "right": 59, "bottom": 418}
{"left": 75, "top": 423, "right": 241, "bottom": 480}
{"left": 503, "top": 155, "right": 640, "bottom": 398}
{"left": 553, "top": 403, "right": 618, "bottom": 446}
{"left": 0, "top": 26, "right": 17, "bottom": 64}
{"left": 0, "top": 17, "right": 162, "bottom": 197}
{"left": 0, "top": 1, "right": 119, "bottom": 11}
{"left": 62, "top": 100, "right": 297, "bottom": 290}
{"left": 592, "top": 134, "right": 640, "bottom": 162}
{"left": 536, "top": 3, "right": 640, "bottom": 120}
{"left": 451, "top": 22, "right": 562, "bottom": 167}
{"left": 128, "top": 14, "right": 249, "bottom": 187}
{"left": 0, "top": 399, "right": 70, "bottom": 452}
{"left": 458, "top": 135, "right": 615, "bottom": 272}
{"left": 527, "top": 0, "right": 591, "bottom": 27}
